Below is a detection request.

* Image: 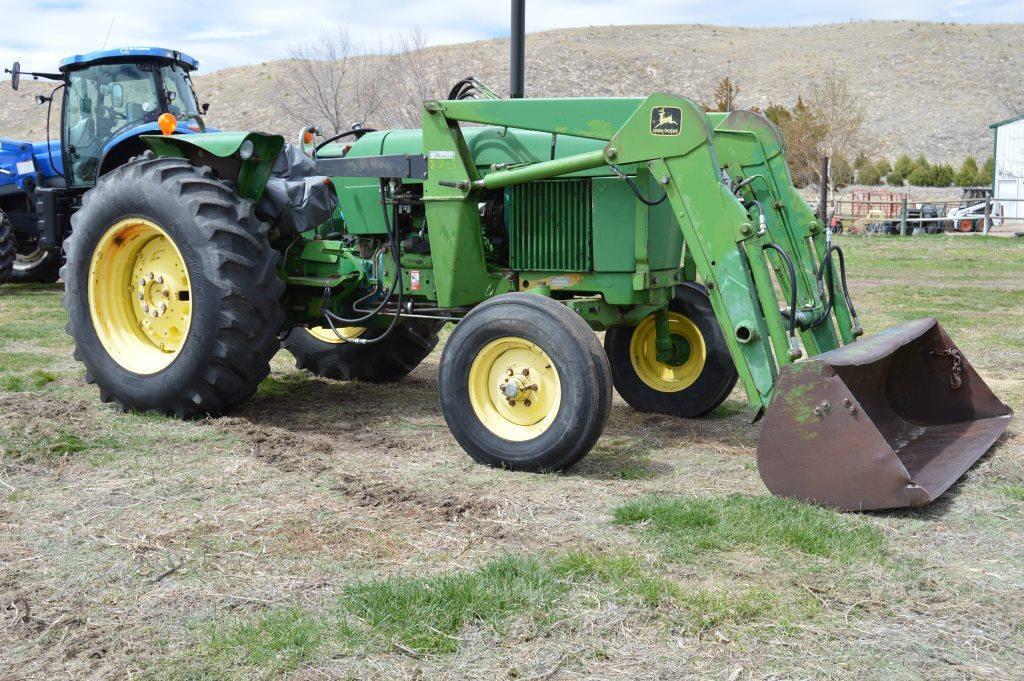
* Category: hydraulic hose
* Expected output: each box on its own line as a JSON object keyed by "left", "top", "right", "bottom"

{"left": 609, "top": 165, "right": 668, "bottom": 206}
{"left": 762, "top": 243, "right": 798, "bottom": 339}
{"left": 312, "top": 126, "right": 378, "bottom": 159}
{"left": 322, "top": 180, "right": 403, "bottom": 344}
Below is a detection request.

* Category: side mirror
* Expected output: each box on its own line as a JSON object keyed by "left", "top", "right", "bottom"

{"left": 201, "top": 102, "right": 209, "bottom": 114}
{"left": 9, "top": 62, "right": 20, "bottom": 91}
{"left": 110, "top": 83, "right": 124, "bottom": 108}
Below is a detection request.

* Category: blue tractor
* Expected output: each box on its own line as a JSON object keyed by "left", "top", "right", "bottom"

{"left": 0, "top": 48, "right": 208, "bottom": 284}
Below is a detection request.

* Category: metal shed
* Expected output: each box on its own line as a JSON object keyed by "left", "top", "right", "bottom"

{"left": 990, "top": 114, "right": 1024, "bottom": 221}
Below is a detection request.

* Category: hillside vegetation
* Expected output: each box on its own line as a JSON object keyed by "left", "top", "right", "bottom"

{"left": 1, "top": 21, "right": 1020, "bottom": 162}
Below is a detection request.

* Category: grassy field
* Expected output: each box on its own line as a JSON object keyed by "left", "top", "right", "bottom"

{"left": 1, "top": 235, "right": 1022, "bottom": 679}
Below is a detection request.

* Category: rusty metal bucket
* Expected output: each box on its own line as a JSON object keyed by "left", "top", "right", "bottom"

{"left": 757, "top": 318, "right": 1013, "bottom": 511}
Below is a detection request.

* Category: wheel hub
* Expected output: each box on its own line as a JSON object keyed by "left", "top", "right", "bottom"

{"left": 499, "top": 367, "right": 539, "bottom": 406}
{"left": 630, "top": 311, "right": 707, "bottom": 393}
{"left": 468, "top": 337, "right": 562, "bottom": 441}
{"left": 88, "top": 218, "right": 192, "bottom": 374}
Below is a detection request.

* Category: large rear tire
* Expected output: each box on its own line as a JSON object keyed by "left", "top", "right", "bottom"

{"left": 282, "top": 319, "right": 444, "bottom": 382}
{"left": 63, "top": 157, "right": 285, "bottom": 417}
{"left": 0, "top": 212, "right": 13, "bottom": 284}
{"left": 438, "top": 293, "right": 612, "bottom": 472}
{"left": 604, "top": 283, "right": 737, "bottom": 418}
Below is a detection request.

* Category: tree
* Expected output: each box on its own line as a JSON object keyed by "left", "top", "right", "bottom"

{"left": 907, "top": 159, "right": 934, "bottom": 187}
{"left": 283, "top": 29, "right": 458, "bottom": 135}
{"left": 710, "top": 76, "right": 741, "bottom": 112}
{"left": 777, "top": 96, "right": 825, "bottom": 187}
{"left": 807, "top": 65, "right": 865, "bottom": 189}
{"left": 874, "top": 158, "right": 892, "bottom": 177}
{"left": 375, "top": 29, "right": 460, "bottom": 129}
{"left": 857, "top": 162, "right": 883, "bottom": 186}
{"left": 283, "top": 30, "right": 384, "bottom": 135}
{"left": 982, "top": 156, "right": 995, "bottom": 185}
{"left": 831, "top": 153, "right": 855, "bottom": 188}
{"left": 932, "top": 163, "right": 955, "bottom": 187}
{"left": 956, "top": 157, "right": 982, "bottom": 187}
{"left": 887, "top": 155, "right": 913, "bottom": 185}
{"left": 764, "top": 102, "right": 791, "bottom": 128}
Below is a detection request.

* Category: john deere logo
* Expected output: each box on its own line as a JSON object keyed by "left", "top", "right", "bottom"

{"left": 651, "top": 106, "right": 681, "bottom": 136}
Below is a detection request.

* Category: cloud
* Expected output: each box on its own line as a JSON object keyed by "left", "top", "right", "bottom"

{"left": 0, "top": 0, "right": 1019, "bottom": 76}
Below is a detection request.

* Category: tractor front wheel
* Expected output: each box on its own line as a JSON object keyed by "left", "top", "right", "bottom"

{"left": 9, "top": 247, "right": 61, "bottom": 284}
{"left": 0, "top": 211, "right": 13, "bottom": 284}
{"left": 63, "top": 156, "right": 284, "bottom": 417}
{"left": 604, "top": 283, "right": 737, "bottom": 418}
{"left": 282, "top": 318, "right": 444, "bottom": 382}
{"left": 438, "top": 293, "right": 611, "bottom": 472}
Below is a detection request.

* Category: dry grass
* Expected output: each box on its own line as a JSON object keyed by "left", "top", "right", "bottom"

{"left": 0, "top": 234, "right": 1022, "bottom": 679}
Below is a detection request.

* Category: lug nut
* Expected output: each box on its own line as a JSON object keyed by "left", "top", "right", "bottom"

{"left": 522, "top": 368, "right": 530, "bottom": 377}
{"left": 162, "top": 289, "right": 170, "bottom": 297}
{"left": 151, "top": 309, "right": 160, "bottom": 318}
{"left": 137, "top": 292, "right": 145, "bottom": 301}
{"left": 147, "top": 272, "right": 155, "bottom": 280}
{"left": 159, "top": 303, "right": 168, "bottom": 314}
{"left": 141, "top": 303, "right": 150, "bottom": 313}
{"left": 507, "top": 399, "right": 516, "bottom": 407}
{"left": 523, "top": 399, "right": 531, "bottom": 407}
{"left": 155, "top": 275, "right": 164, "bottom": 284}
{"left": 139, "top": 278, "right": 147, "bottom": 287}
{"left": 507, "top": 368, "right": 514, "bottom": 376}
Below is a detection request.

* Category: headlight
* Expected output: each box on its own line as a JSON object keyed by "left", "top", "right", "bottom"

{"left": 238, "top": 139, "right": 255, "bottom": 160}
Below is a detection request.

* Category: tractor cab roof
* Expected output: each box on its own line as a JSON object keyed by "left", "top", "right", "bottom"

{"left": 58, "top": 47, "right": 198, "bottom": 73}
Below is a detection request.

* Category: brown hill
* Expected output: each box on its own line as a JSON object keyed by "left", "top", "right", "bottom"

{"left": 2, "top": 21, "right": 1020, "bottom": 163}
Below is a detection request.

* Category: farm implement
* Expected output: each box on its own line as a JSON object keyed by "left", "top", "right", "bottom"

{"left": 59, "top": 9, "right": 1011, "bottom": 511}
{"left": 1, "top": 47, "right": 208, "bottom": 285}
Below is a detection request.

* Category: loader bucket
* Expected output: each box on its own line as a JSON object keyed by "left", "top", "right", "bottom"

{"left": 757, "top": 318, "right": 1012, "bottom": 511}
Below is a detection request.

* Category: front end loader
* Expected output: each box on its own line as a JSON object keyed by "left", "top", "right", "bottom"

{"left": 61, "top": 92, "right": 1011, "bottom": 511}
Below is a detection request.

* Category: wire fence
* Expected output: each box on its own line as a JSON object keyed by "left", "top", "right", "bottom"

{"left": 822, "top": 195, "right": 1024, "bottom": 235}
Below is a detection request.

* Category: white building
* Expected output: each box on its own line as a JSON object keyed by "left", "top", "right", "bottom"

{"left": 991, "top": 114, "right": 1024, "bottom": 221}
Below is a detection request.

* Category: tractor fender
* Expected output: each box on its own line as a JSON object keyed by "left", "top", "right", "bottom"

{"left": 97, "top": 121, "right": 214, "bottom": 179}
{"left": 142, "top": 132, "right": 284, "bottom": 201}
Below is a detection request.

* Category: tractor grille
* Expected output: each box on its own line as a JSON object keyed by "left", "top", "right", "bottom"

{"left": 507, "top": 179, "right": 592, "bottom": 272}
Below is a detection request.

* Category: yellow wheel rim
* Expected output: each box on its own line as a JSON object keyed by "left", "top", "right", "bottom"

{"left": 629, "top": 311, "right": 706, "bottom": 392}
{"left": 306, "top": 326, "right": 366, "bottom": 344}
{"left": 468, "top": 336, "right": 561, "bottom": 442}
{"left": 88, "top": 218, "right": 192, "bottom": 375}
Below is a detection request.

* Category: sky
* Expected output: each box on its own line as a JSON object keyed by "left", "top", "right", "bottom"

{"left": 2, "top": 0, "right": 1022, "bottom": 75}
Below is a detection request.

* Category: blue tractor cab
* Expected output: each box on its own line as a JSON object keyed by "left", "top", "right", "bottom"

{"left": 0, "top": 48, "right": 208, "bottom": 283}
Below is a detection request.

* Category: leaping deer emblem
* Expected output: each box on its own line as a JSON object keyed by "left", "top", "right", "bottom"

{"left": 654, "top": 107, "right": 678, "bottom": 129}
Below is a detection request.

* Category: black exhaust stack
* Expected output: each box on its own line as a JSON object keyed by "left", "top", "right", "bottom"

{"left": 510, "top": 0, "right": 525, "bottom": 98}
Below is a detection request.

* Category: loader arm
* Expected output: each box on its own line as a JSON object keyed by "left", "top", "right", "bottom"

{"left": 433, "top": 94, "right": 854, "bottom": 414}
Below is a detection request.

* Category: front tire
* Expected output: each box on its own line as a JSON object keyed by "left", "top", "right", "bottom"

{"left": 282, "top": 318, "right": 444, "bottom": 382}
{"left": 438, "top": 293, "right": 612, "bottom": 472}
{"left": 604, "top": 283, "right": 737, "bottom": 418}
{"left": 63, "top": 157, "right": 285, "bottom": 417}
{"left": 0, "top": 212, "right": 13, "bottom": 284}
{"left": 10, "top": 247, "right": 61, "bottom": 284}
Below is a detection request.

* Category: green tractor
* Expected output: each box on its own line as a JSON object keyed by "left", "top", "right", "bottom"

{"left": 61, "top": 18, "right": 1011, "bottom": 511}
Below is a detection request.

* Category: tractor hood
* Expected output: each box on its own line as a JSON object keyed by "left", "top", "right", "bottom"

{"left": 0, "top": 137, "right": 63, "bottom": 190}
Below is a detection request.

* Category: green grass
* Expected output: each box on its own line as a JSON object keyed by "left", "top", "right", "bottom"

{"left": 999, "top": 485, "right": 1024, "bottom": 501}
{"left": 342, "top": 555, "right": 561, "bottom": 654}
{"left": 0, "top": 429, "right": 120, "bottom": 463}
{"left": 174, "top": 551, "right": 691, "bottom": 674}
{"left": 0, "top": 369, "right": 56, "bottom": 392}
{"left": 186, "top": 607, "right": 333, "bottom": 678}
{"left": 614, "top": 494, "right": 886, "bottom": 562}
{"left": 550, "top": 551, "right": 680, "bottom": 605}
{"left": 677, "top": 588, "right": 784, "bottom": 633}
